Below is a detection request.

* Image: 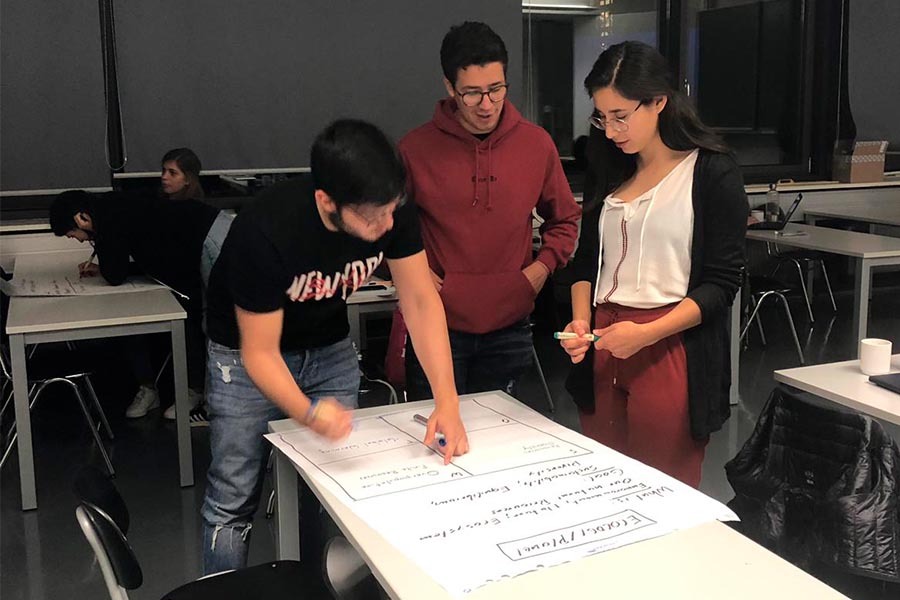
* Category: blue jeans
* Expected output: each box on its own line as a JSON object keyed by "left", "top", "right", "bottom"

{"left": 405, "top": 319, "right": 534, "bottom": 401}
{"left": 201, "top": 337, "right": 359, "bottom": 575}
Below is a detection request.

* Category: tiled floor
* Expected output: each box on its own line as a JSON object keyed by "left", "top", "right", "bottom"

{"left": 2, "top": 286, "right": 899, "bottom": 600}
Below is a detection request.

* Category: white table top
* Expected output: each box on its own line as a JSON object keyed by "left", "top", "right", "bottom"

{"left": 346, "top": 291, "right": 398, "bottom": 305}
{"left": 774, "top": 355, "right": 900, "bottom": 426}
{"left": 745, "top": 178, "right": 900, "bottom": 194}
{"left": 269, "top": 401, "right": 847, "bottom": 600}
{"left": 746, "top": 223, "right": 900, "bottom": 258}
{"left": 804, "top": 204, "right": 900, "bottom": 227}
{"left": 0, "top": 219, "right": 51, "bottom": 234}
{"left": 6, "top": 289, "right": 186, "bottom": 335}
{"left": 346, "top": 281, "right": 398, "bottom": 305}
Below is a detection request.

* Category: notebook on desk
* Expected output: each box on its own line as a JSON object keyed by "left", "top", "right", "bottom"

{"left": 869, "top": 372, "right": 900, "bottom": 395}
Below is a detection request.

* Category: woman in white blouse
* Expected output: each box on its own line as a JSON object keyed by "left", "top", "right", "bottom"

{"left": 560, "top": 42, "right": 747, "bottom": 487}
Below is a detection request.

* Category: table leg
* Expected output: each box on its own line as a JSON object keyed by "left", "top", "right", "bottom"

{"left": 170, "top": 319, "right": 194, "bottom": 487}
{"left": 274, "top": 448, "right": 301, "bottom": 560}
{"left": 730, "top": 289, "right": 741, "bottom": 406}
{"left": 359, "top": 313, "right": 369, "bottom": 352}
{"left": 852, "top": 257, "right": 871, "bottom": 353}
{"left": 348, "top": 305, "right": 361, "bottom": 352}
{"left": 803, "top": 216, "right": 817, "bottom": 300}
{"left": 10, "top": 334, "right": 36, "bottom": 510}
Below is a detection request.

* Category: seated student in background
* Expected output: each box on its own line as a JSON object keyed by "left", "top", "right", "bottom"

{"left": 559, "top": 41, "right": 747, "bottom": 488}
{"left": 400, "top": 22, "right": 580, "bottom": 401}
{"left": 201, "top": 119, "right": 468, "bottom": 576}
{"left": 160, "top": 147, "right": 204, "bottom": 200}
{"left": 49, "top": 190, "right": 232, "bottom": 422}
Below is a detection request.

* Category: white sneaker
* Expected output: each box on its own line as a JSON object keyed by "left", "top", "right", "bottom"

{"left": 125, "top": 386, "right": 160, "bottom": 418}
{"left": 163, "top": 388, "right": 204, "bottom": 421}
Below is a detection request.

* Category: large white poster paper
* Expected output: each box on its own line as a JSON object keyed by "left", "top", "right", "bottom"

{"left": 6, "top": 252, "right": 167, "bottom": 296}
{"left": 267, "top": 394, "right": 737, "bottom": 596}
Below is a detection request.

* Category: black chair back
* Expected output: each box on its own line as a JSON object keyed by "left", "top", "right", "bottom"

{"left": 161, "top": 561, "right": 306, "bottom": 599}
{"left": 74, "top": 465, "right": 129, "bottom": 535}
{"left": 77, "top": 502, "right": 143, "bottom": 591}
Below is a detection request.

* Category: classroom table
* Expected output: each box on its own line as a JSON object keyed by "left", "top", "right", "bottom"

{"left": 803, "top": 203, "right": 900, "bottom": 229}
{"left": 268, "top": 395, "right": 847, "bottom": 600}
{"left": 774, "top": 354, "right": 900, "bottom": 426}
{"left": 6, "top": 289, "right": 192, "bottom": 510}
{"left": 746, "top": 224, "right": 900, "bottom": 350}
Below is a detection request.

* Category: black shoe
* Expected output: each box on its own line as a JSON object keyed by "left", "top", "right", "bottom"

{"left": 189, "top": 404, "right": 209, "bottom": 427}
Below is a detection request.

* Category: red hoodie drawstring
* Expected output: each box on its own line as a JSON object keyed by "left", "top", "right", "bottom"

{"left": 473, "top": 142, "right": 494, "bottom": 209}
{"left": 473, "top": 145, "right": 480, "bottom": 206}
{"left": 486, "top": 142, "right": 493, "bottom": 209}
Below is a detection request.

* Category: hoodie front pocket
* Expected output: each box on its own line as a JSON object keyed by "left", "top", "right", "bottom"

{"left": 440, "top": 270, "right": 536, "bottom": 334}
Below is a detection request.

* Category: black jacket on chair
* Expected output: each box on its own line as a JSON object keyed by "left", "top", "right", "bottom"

{"left": 726, "top": 387, "right": 900, "bottom": 582}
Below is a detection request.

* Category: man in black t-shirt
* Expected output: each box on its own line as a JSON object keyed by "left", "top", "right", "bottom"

{"left": 201, "top": 120, "right": 469, "bottom": 575}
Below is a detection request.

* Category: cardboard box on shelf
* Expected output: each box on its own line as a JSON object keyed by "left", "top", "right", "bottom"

{"left": 832, "top": 140, "right": 888, "bottom": 183}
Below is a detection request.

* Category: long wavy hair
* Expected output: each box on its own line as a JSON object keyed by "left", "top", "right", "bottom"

{"left": 583, "top": 41, "right": 729, "bottom": 190}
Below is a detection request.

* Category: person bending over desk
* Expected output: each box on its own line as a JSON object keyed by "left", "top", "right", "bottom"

{"left": 400, "top": 22, "right": 580, "bottom": 401}
{"left": 560, "top": 42, "right": 747, "bottom": 488}
{"left": 201, "top": 119, "right": 468, "bottom": 575}
{"left": 49, "top": 190, "right": 232, "bottom": 421}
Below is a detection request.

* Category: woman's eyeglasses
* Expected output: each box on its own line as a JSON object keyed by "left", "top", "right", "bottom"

{"left": 588, "top": 101, "right": 644, "bottom": 132}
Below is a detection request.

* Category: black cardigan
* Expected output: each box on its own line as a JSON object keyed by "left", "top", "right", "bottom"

{"left": 570, "top": 144, "right": 748, "bottom": 439}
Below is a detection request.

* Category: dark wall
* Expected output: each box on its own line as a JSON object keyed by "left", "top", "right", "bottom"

{"left": 1, "top": 1, "right": 522, "bottom": 190}
{"left": 848, "top": 0, "right": 900, "bottom": 151}
{"left": 1, "top": 1, "right": 109, "bottom": 191}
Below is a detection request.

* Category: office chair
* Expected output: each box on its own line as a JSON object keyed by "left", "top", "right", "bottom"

{"left": 0, "top": 342, "right": 115, "bottom": 475}
{"left": 73, "top": 466, "right": 310, "bottom": 600}
{"left": 766, "top": 242, "right": 837, "bottom": 323}
{"left": 740, "top": 274, "right": 805, "bottom": 365}
{"left": 531, "top": 345, "right": 555, "bottom": 413}
{"left": 322, "top": 536, "right": 382, "bottom": 600}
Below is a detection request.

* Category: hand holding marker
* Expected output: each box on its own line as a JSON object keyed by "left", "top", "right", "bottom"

{"left": 78, "top": 247, "right": 98, "bottom": 278}
{"left": 413, "top": 413, "right": 447, "bottom": 447}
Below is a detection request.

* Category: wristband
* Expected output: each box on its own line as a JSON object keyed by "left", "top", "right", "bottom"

{"left": 305, "top": 399, "right": 321, "bottom": 425}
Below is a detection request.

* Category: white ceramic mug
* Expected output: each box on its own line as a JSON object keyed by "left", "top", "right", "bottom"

{"left": 859, "top": 338, "right": 892, "bottom": 375}
{"left": 750, "top": 209, "right": 765, "bottom": 223}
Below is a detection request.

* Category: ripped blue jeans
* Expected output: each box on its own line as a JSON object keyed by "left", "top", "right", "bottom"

{"left": 201, "top": 338, "right": 359, "bottom": 575}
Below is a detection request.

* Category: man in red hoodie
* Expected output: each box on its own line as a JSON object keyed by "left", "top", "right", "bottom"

{"left": 399, "top": 21, "right": 581, "bottom": 401}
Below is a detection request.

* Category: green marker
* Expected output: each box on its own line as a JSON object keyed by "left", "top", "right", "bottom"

{"left": 554, "top": 331, "right": 600, "bottom": 342}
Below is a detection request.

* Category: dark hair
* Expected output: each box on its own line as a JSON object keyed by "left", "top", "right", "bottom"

{"left": 440, "top": 21, "right": 508, "bottom": 87}
{"left": 49, "top": 190, "right": 94, "bottom": 236}
{"left": 310, "top": 119, "right": 405, "bottom": 208}
{"left": 583, "top": 41, "right": 728, "bottom": 173}
{"left": 160, "top": 147, "right": 204, "bottom": 199}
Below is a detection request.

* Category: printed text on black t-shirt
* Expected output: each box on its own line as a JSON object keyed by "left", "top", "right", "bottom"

{"left": 285, "top": 253, "right": 383, "bottom": 302}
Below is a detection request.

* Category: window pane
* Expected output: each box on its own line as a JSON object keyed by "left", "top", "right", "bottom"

{"left": 683, "top": 0, "right": 805, "bottom": 168}
{"left": 523, "top": 1, "right": 659, "bottom": 162}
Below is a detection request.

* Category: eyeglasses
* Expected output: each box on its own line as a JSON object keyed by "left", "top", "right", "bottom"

{"left": 343, "top": 197, "right": 406, "bottom": 226}
{"left": 455, "top": 84, "right": 508, "bottom": 107}
{"left": 588, "top": 101, "right": 644, "bottom": 132}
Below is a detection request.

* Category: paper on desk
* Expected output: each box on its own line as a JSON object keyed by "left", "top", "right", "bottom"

{"left": 266, "top": 394, "right": 738, "bottom": 597}
{"left": 5, "top": 252, "right": 167, "bottom": 296}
